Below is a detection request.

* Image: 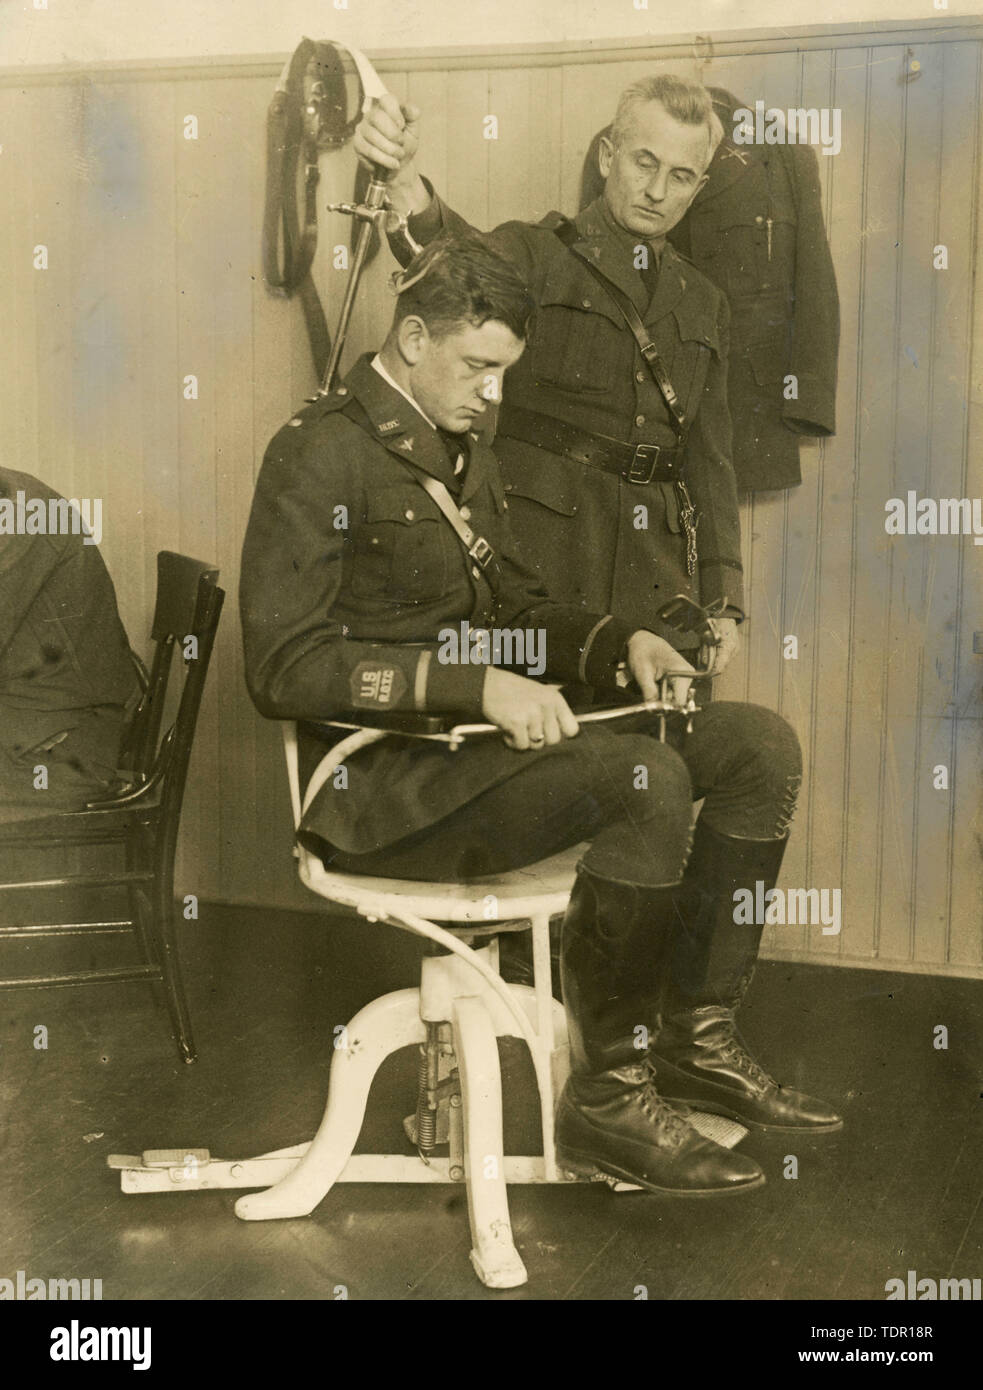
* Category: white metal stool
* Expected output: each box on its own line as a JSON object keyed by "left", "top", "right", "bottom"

{"left": 113, "top": 723, "right": 583, "bottom": 1289}
{"left": 110, "top": 716, "right": 747, "bottom": 1290}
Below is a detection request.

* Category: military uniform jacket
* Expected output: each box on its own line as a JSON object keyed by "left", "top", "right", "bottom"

{"left": 0, "top": 468, "right": 138, "bottom": 821}
{"left": 397, "top": 191, "right": 744, "bottom": 649}
{"left": 239, "top": 356, "right": 638, "bottom": 854}
{"left": 581, "top": 91, "right": 840, "bottom": 491}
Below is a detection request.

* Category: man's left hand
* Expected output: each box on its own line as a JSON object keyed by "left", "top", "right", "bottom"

{"left": 704, "top": 618, "right": 740, "bottom": 675}
{"left": 626, "top": 630, "right": 695, "bottom": 708}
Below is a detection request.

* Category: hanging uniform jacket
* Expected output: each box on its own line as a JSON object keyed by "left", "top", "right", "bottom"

{"left": 580, "top": 88, "right": 840, "bottom": 491}
{"left": 0, "top": 468, "right": 139, "bottom": 821}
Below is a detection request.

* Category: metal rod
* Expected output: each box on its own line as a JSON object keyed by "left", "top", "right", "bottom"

{"left": 320, "top": 171, "right": 389, "bottom": 394}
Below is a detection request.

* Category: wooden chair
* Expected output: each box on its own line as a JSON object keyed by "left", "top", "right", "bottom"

{"left": 0, "top": 551, "right": 224, "bottom": 1065}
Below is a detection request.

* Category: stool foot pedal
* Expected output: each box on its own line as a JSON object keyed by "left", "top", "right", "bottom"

{"left": 558, "top": 1154, "right": 643, "bottom": 1192}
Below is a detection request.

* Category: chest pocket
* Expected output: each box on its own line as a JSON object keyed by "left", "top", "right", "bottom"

{"left": 670, "top": 298, "right": 721, "bottom": 420}
{"left": 529, "top": 255, "right": 625, "bottom": 395}
{"left": 351, "top": 486, "right": 449, "bottom": 604}
{"left": 690, "top": 161, "right": 797, "bottom": 303}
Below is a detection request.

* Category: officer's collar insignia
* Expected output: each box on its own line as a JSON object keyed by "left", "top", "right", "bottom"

{"left": 399, "top": 437, "right": 415, "bottom": 453}
{"left": 377, "top": 418, "right": 401, "bottom": 433}
{"left": 720, "top": 145, "right": 749, "bottom": 165}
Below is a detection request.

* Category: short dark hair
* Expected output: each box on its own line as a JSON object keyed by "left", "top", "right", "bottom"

{"left": 391, "top": 235, "right": 534, "bottom": 342}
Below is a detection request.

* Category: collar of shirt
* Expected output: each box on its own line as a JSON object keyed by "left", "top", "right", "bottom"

{"left": 594, "top": 196, "right": 665, "bottom": 269}
{"left": 370, "top": 354, "right": 464, "bottom": 474}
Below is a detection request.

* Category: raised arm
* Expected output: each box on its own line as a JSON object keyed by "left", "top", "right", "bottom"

{"left": 353, "top": 95, "right": 539, "bottom": 280}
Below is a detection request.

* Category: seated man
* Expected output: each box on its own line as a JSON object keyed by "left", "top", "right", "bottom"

{"left": 0, "top": 468, "right": 139, "bottom": 822}
{"left": 240, "top": 236, "right": 838, "bottom": 1200}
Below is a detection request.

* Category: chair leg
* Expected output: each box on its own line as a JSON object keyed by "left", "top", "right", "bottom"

{"left": 452, "top": 994, "right": 527, "bottom": 1290}
{"left": 151, "top": 879, "right": 197, "bottom": 1066}
{"left": 235, "top": 988, "right": 425, "bottom": 1221}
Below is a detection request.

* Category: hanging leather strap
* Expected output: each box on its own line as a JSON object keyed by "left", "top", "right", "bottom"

{"left": 551, "top": 218, "right": 689, "bottom": 444}
{"left": 262, "top": 38, "right": 375, "bottom": 378}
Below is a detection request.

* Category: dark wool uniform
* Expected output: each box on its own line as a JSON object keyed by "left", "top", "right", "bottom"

{"left": 580, "top": 92, "right": 840, "bottom": 491}
{"left": 393, "top": 192, "right": 744, "bottom": 651}
{"left": 241, "top": 357, "right": 801, "bottom": 880}
{"left": 240, "top": 355, "right": 647, "bottom": 858}
{"left": 0, "top": 468, "right": 138, "bottom": 822}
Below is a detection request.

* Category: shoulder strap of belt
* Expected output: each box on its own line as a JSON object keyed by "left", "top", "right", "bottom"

{"left": 339, "top": 396, "right": 502, "bottom": 594}
{"left": 406, "top": 470, "right": 501, "bottom": 595}
{"left": 550, "top": 218, "right": 689, "bottom": 444}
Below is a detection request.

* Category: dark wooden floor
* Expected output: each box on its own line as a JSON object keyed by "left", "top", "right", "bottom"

{"left": 1, "top": 901, "right": 980, "bottom": 1301}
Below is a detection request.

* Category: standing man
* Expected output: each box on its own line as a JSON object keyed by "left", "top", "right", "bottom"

{"left": 351, "top": 76, "right": 842, "bottom": 1135}
{"left": 356, "top": 74, "right": 741, "bottom": 665}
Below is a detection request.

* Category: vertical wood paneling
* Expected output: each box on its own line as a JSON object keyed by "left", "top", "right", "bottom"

{"left": 0, "top": 89, "right": 40, "bottom": 475}
{"left": 799, "top": 47, "right": 865, "bottom": 961}
{"left": 947, "top": 39, "right": 983, "bottom": 966}
{"left": 911, "top": 43, "right": 976, "bottom": 966}
{"left": 877, "top": 47, "right": 942, "bottom": 964}
{"left": 1, "top": 41, "right": 980, "bottom": 969}
{"left": 445, "top": 68, "right": 491, "bottom": 229}
{"left": 772, "top": 50, "right": 836, "bottom": 956}
{"left": 842, "top": 48, "right": 906, "bottom": 963}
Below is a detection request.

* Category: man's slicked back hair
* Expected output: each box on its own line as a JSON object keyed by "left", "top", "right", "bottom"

{"left": 610, "top": 73, "right": 724, "bottom": 166}
{"left": 392, "top": 235, "right": 535, "bottom": 342}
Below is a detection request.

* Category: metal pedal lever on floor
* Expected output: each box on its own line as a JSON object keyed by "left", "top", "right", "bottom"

{"left": 108, "top": 1147, "right": 582, "bottom": 1192}
{"left": 107, "top": 1112, "right": 745, "bottom": 1194}
{"left": 106, "top": 1147, "right": 309, "bottom": 1192}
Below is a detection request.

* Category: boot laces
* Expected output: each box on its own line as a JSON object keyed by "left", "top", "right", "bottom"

{"left": 717, "top": 1030, "right": 773, "bottom": 1091}
{"left": 636, "top": 1063, "right": 694, "bottom": 1149}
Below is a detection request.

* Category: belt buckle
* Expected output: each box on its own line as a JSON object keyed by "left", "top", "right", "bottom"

{"left": 627, "top": 444, "right": 661, "bottom": 485}
{"left": 469, "top": 536, "right": 494, "bottom": 568}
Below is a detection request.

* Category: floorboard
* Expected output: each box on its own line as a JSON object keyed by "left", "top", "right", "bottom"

{"left": 0, "top": 902, "right": 979, "bottom": 1301}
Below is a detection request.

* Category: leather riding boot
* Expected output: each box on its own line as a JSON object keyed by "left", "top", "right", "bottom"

{"left": 555, "top": 865, "right": 764, "bottom": 1196}
{"left": 652, "top": 821, "right": 843, "bottom": 1132}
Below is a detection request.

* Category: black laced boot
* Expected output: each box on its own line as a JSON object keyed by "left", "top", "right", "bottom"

{"left": 651, "top": 822, "right": 843, "bottom": 1133}
{"left": 555, "top": 865, "right": 765, "bottom": 1196}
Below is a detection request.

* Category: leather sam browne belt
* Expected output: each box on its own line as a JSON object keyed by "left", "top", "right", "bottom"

{"left": 497, "top": 405, "right": 684, "bottom": 485}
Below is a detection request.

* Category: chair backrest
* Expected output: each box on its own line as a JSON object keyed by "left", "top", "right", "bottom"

{"left": 116, "top": 551, "right": 223, "bottom": 876}
{"left": 124, "top": 553, "right": 222, "bottom": 781}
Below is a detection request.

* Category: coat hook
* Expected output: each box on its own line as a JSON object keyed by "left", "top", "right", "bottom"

{"left": 902, "top": 47, "right": 922, "bottom": 82}
{"left": 693, "top": 35, "right": 714, "bottom": 68}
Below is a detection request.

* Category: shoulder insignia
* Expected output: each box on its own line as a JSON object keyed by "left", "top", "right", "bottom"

{"left": 314, "top": 384, "right": 353, "bottom": 415}
{"left": 719, "top": 145, "right": 751, "bottom": 166}
{"left": 277, "top": 386, "right": 355, "bottom": 437}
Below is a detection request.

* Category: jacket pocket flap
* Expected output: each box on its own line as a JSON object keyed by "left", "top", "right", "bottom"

{"left": 536, "top": 254, "right": 625, "bottom": 329}
{"left": 747, "top": 339, "right": 786, "bottom": 385}
{"left": 364, "top": 487, "right": 442, "bottom": 526}
{"left": 672, "top": 300, "right": 721, "bottom": 356}
{"left": 501, "top": 449, "right": 580, "bottom": 516}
